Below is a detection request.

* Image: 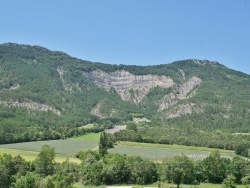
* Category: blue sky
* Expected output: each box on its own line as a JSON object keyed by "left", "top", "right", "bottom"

{"left": 1, "top": 0, "right": 250, "bottom": 74}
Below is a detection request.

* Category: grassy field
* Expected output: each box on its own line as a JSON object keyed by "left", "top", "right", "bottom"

{"left": 119, "top": 141, "right": 234, "bottom": 153}
{"left": 75, "top": 132, "right": 101, "bottom": 140}
{"left": 0, "top": 133, "right": 237, "bottom": 162}
{"left": 0, "top": 139, "right": 98, "bottom": 155}
{"left": 0, "top": 147, "right": 81, "bottom": 163}
{"left": 0, "top": 133, "right": 100, "bottom": 163}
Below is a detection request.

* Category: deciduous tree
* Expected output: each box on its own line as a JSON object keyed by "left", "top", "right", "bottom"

{"left": 35, "top": 145, "right": 55, "bottom": 177}
{"left": 163, "top": 155, "right": 195, "bottom": 188}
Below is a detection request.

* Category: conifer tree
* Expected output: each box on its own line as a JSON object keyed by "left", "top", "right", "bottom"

{"left": 99, "top": 131, "right": 108, "bottom": 156}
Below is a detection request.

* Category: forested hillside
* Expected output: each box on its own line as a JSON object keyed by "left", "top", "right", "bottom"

{"left": 0, "top": 43, "right": 250, "bottom": 150}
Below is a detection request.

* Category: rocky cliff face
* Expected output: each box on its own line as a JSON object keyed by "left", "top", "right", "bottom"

{"left": 83, "top": 70, "right": 175, "bottom": 104}
{"left": 164, "top": 103, "right": 203, "bottom": 119}
{"left": 157, "top": 77, "right": 202, "bottom": 112}
{"left": 0, "top": 100, "right": 61, "bottom": 115}
{"left": 83, "top": 69, "right": 203, "bottom": 116}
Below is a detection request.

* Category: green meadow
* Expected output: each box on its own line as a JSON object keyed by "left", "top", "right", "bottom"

{"left": 119, "top": 141, "right": 234, "bottom": 153}
{"left": 0, "top": 133, "right": 100, "bottom": 163}
{"left": 0, "top": 133, "right": 237, "bottom": 162}
{"left": 0, "top": 147, "right": 81, "bottom": 163}
{"left": 75, "top": 132, "right": 101, "bottom": 140}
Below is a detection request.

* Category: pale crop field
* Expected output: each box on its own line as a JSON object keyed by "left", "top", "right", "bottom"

{"left": 0, "top": 138, "right": 98, "bottom": 156}
{"left": 120, "top": 141, "right": 234, "bottom": 153}
{"left": 0, "top": 133, "right": 100, "bottom": 161}
{"left": 0, "top": 133, "right": 237, "bottom": 162}
{"left": 109, "top": 141, "right": 236, "bottom": 161}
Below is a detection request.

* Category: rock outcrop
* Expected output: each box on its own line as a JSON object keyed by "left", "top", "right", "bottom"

{"left": 83, "top": 70, "right": 174, "bottom": 103}
{"left": 158, "top": 77, "right": 202, "bottom": 111}
{"left": 164, "top": 103, "right": 203, "bottom": 119}
{"left": 84, "top": 69, "right": 203, "bottom": 118}
{"left": 91, "top": 104, "right": 106, "bottom": 119}
{"left": 0, "top": 83, "right": 21, "bottom": 93}
{"left": 0, "top": 100, "right": 61, "bottom": 115}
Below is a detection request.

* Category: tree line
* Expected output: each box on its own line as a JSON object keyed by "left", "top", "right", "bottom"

{"left": 115, "top": 123, "right": 250, "bottom": 154}
{"left": 1, "top": 143, "right": 250, "bottom": 187}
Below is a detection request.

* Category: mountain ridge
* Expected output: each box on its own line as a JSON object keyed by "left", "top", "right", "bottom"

{"left": 0, "top": 43, "right": 250, "bottom": 147}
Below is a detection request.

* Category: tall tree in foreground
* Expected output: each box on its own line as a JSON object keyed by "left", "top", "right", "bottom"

{"left": 222, "top": 174, "right": 236, "bottom": 188}
{"left": 202, "top": 150, "right": 230, "bottom": 183}
{"left": 163, "top": 155, "right": 195, "bottom": 188}
{"left": 11, "top": 172, "right": 40, "bottom": 188}
{"left": 54, "top": 158, "right": 79, "bottom": 188}
{"left": 99, "top": 131, "right": 108, "bottom": 156}
{"left": 35, "top": 145, "right": 55, "bottom": 177}
{"left": 0, "top": 154, "right": 14, "bottom": 188}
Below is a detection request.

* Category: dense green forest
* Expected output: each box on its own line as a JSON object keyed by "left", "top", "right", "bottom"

{"left": 115, "top": 123, "right": 250, "bottom": 153}
{"left": 1, "top": 143, "right": 250, "bottom": 188}
{"left": 0, "top": 43, "right": 250, "bottom": 151}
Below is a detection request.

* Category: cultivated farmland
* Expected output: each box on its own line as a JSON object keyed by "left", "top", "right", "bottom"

{"left": 109, "top": 142, "right": 236, "bottom": 161}
{"left": 0, "top": 133, "right": 237, "bottom": 161}
{"left": 0, "top": 137, "right": 98, "bottom": 156}
{"left": 109, "top": 145, "right": 236, "bottom": 161}
{"left": 0, "top": 133, "right": 100, "bottom": 163}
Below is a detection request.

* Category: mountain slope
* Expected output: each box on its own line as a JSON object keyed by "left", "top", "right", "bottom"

{"left": 0, "top": 43, "right": 250, "bottom": 145}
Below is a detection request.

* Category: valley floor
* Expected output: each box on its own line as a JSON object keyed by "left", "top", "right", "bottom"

{"left": 0, "top": 133, "right": 236, "bottom": 162}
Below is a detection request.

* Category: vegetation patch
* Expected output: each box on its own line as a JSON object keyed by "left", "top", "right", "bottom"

{"left": 0, "top": 147, "right": 81, "bottom": 163}
{"left": 75, "top": 132, "right": 101, "bottom": 140}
